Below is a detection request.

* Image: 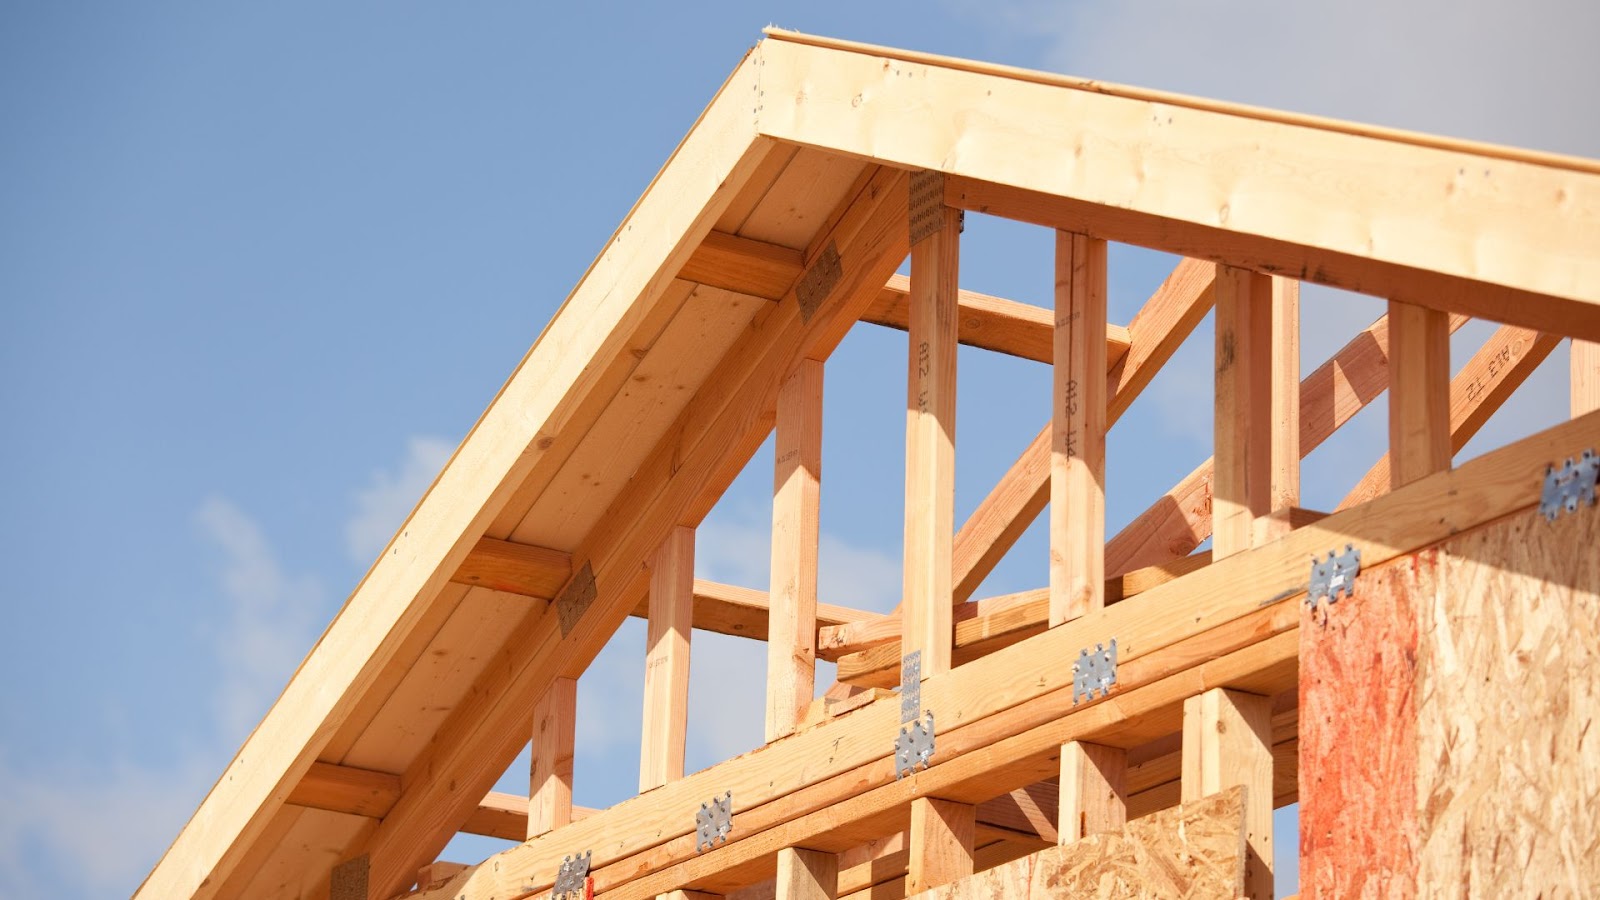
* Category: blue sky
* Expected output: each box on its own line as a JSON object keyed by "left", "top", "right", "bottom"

{"left": 2, "top": 2, "right": 1595, "bottom": 897}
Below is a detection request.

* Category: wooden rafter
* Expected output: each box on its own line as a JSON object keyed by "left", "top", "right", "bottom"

{"left": 353, "top": 167, "right": 917, "bottom": 899}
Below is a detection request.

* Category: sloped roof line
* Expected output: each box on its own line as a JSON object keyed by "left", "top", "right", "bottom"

{"left": 765, "top": 27, "right": 1600, "bottom": 175}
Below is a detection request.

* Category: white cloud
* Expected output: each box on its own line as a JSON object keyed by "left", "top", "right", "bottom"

{"left": 0, "top": 751, "right": 212, "bottom": 899}
{"left": 196, "top": 495, "right": 328, "bottom": 745}
{"left": 956, "top": 0, "right": 1599, "bottom": 157}
{"left": 344, "top": 435, "right": 454, "bottom": 564}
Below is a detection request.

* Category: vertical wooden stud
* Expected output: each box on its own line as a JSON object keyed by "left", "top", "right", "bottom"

{"left": 1050, "top": 232, "right": 1108, "bottom": 625}
{"left": 776, "top": 846, "right": 838, "bottom": 900}
{"left": 902, "top": 184, "right": 960, "bottom": 677}
{"left": 1573, "top": 339, "right": 1600, "bottom": 416}
{"left": 527, "top": 675, "right": 576, "bottom": 839}
{"left": 907, "top": 796, "right": 975, "bottom": 894}
{"left": 767, "top": 359, "right": 824, "bottom": 743}
{"left": 1261, "top": 276, "right": 1301, "bottom": 544}
{"left": 1213, "top": 265, "right": 1274, "bottom": 559}
{"left": 1183, "top": 688, "right": 1274, "bottom": 900}
{"left": 1388, "top": 300, "right": 1451, "bottom": 488}
{"left": 1058, "top": 740, "right": 1126, "bottom": 843}
{"left": 640, "top": 526, "right": 694, "bottom": 792}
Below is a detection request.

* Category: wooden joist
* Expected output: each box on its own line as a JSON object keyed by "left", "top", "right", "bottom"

{"left": 352, "top": 166, "right": 919, "bottom": 899}
{"left": 826, "top": 554, "right": 1212, "bottom": 684}
{"left": 678, "top": 228, "right": 1132, "bottom": 366}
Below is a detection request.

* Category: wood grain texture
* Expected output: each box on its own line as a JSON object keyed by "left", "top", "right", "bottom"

{"left": 912, "top": 786, "right": 1246, "bottom": 900}
{"left": 642, "top": 527, "right": 695, "bottom": 791}
{"left": 1213, "top": 265, "right": 1273, "bottom": 560}
{"left": 1339, "top": 324, "right": 1557, "bottom": 510}
{"left": 1387, "top": 301, "right": 1451, "bottom": 488}
{"left": 1050, "top": 232, "right": 1107, "bottom": 625}
{"left": 768, "top": 360, "right": 824, "bottom": 742}
{"left": 528, "top": 676, "right": 576, "bottom": 838}
{"left": 1182, "top": 689, "right": 1272, "bottom": 900}
{"left": 1058, "top": 741, "right": 1125, "bottom": 843}
{"left": 776, "top": 846, "right": 838, "bottom": 900}
{"left": 907, "top": 798, "right": 975, "bottom": 894}
{"left": 1574, "top": 339, "right": 1600, "bottom": 416}
{"left": 903, "top": 200, "right": 961, "bottom": 676}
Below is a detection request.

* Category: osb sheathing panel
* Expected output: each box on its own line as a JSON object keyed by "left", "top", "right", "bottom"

{"left": 1303, "top": 504, "right": 1600, "bottom": 898}
{"left": 912, "top": 785, "right": 1245, "bottom": 899}
{"left": 1414, "top": 506, "right": 1600, "bottom": 895}
{"left": 1300, "top": 553, "right": 1422, "bottom": 899}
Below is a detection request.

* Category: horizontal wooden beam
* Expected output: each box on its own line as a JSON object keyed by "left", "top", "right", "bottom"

{"left": 284, "top": 762, "right": 596, "bottom": 842}
{"left": 632, "top": 579, "right": 874, "bottom": 643}
{"left": 679, "top": 229, "right": 1131, "bottom": 365}
{"left": 449, "top": 537, "right": 572, "bottom": 599}
{"left": 758, "top": 36, "right": 1600, "bottom": 337}
{"left": 451, "top": 536, "right": 876, "bottom": 643}
{"left": 819, "top": 553, "right": 1211, "bottom": 667}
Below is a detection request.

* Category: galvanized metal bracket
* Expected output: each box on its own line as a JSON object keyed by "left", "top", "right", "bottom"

{"left": 894, "top": 709, "right": 936, "bottom": 779}
{"left": 551, "top": 851, "right": 592, "bottom": 900}
{"left": 1072, "top": 640, "right": 1118, "bottom": 705}
{"left": 1307, "top": 544, "right": 1361, "bottom": 615}
{"left": 695, "top": 791, "right": 733, "bottom": 852}
{"left": 795, "top": 242, "right": 843, "bottom": 323}
{"left": 899, "top": 650, "right": 922, "bottom": 725}
{"left": 1540, "top": 449, "right": 1599, "bottom": 522}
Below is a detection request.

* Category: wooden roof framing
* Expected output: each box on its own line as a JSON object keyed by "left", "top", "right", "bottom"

{"left": 140, "top": 28, "right": 1600, "bottom": 900}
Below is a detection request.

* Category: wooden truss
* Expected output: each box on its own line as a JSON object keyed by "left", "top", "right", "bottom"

{"left": 140, "top": 28, "right": 1600, "bottom": 900}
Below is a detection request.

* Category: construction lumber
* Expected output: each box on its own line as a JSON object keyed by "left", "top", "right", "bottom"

{"left": 1212, "top": 265, "right": 1274, "bottom": 559}
{"left": 763, "top": 35, "right": 1600, "bottom": 335}
{"left": 286, "top": 763, "right": 598, "bottom": 843}
{"left": 1387, "top": 301, "right": 1452, "bottom": 488}
{"left": 768, "top": 359, "right": 824, "bottom": 742}
{"left": 1339, "top": 324, "right": 1558, "bottom": 510}
{"left": 352, "top": 166, "right": 918, "bottom": 899}
{"left": 412, "top": 407, "right": 1600, "bottom": 900}
{"left": 678, "top": 230, "right": 1132, "bottom": 366}
{"left": 826, "top": 552, "right": 1211, "bottom": 682}
{"left": 528, "top": 675, "right": 576, "bottom": 837}
{"left": 910, "top": 786, "right": 1246, "bottom": 899}
{"left": 903, "top": 180, "right": 960, "bottom": 676}
{"left": 631, "top": 580, "right": 870, "bottom": 644}
{"left": 1050, "top": 232, "right": 1108, "bottom": 625}
{"left": 1575, "top": 339, "right": 1600, "bottom": 415}
{"left": 1106, "top": 311, "right": 1467, "bottom": 577}
{"left": 867, "top": 273, "right": 1129, "bottom": 365}
{"left": 953, "top": 257, "right": 1214, "bottom": 606}
{"left": 832, "top": 257, "right": 1214, "bottom": 674}
{"left": 133, "top": 50, "right": 777, "bottom": 900}
{"left": 449, "top": 537, "right": 572, "bottom": 598}
{"left": 1059, "top": 741, "right": 1125, "bottom": 843}
{"left": 642, "top": 527, "right": 695, "bottom": 791}
{"left": 1182, "top": 688, "right": 1273, "bottom": 900}
{"left": 907, "top": 798, "right": 975, "bottom": 894}
{"left": 776, "top": 847, "right": 838, "bottom": 900}
{"left": 1264, "top": 277, "right": 1300, "bottom": 543}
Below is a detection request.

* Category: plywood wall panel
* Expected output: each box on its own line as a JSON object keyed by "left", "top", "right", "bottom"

{"left": 1414, "top": 507, "right": 1600, "bottom": 896}
{"left": 1299, "top": 554, "right": 1423, "bottom": 899}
